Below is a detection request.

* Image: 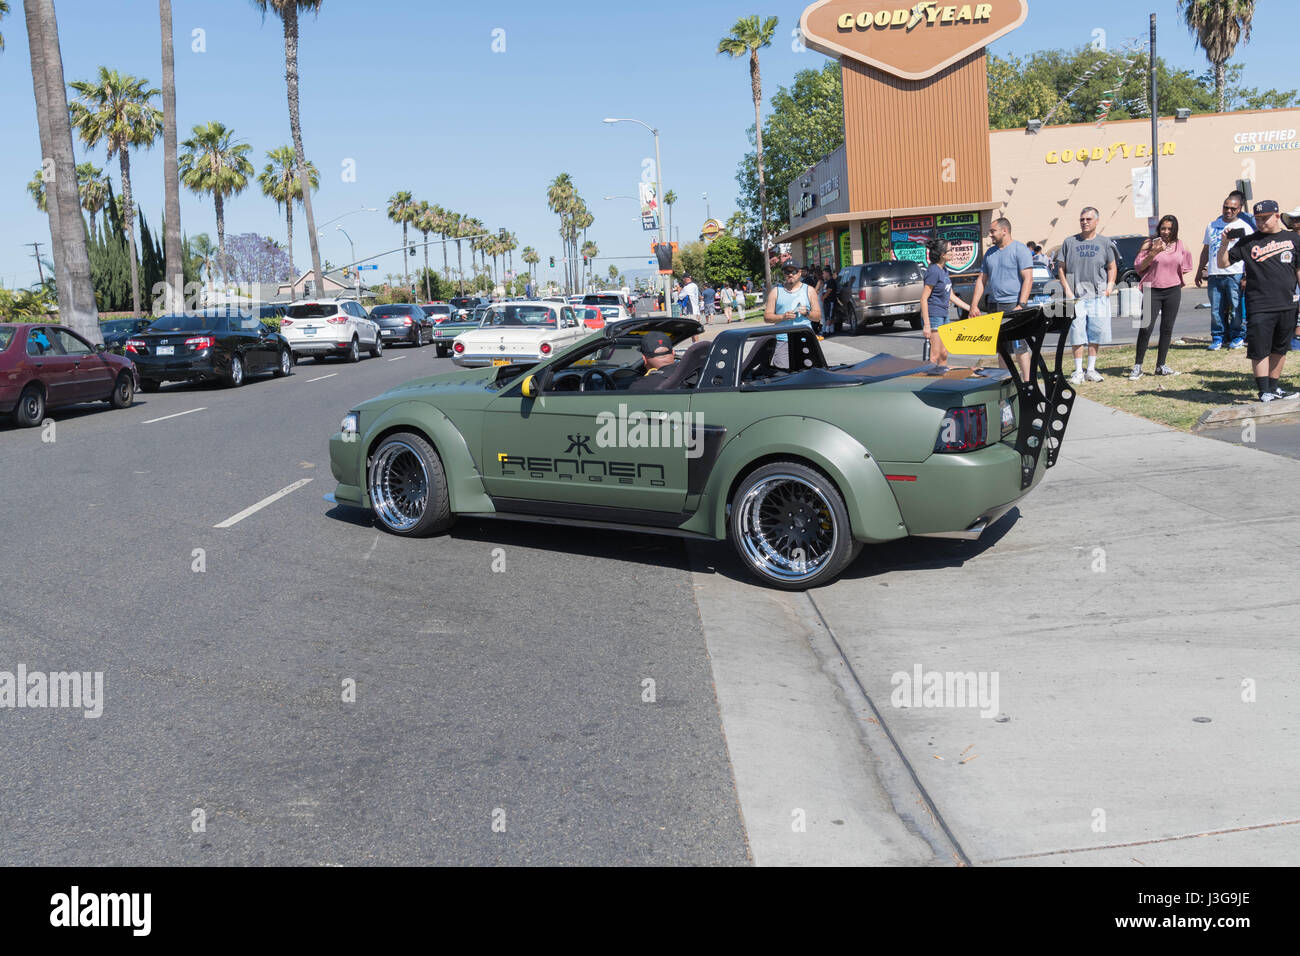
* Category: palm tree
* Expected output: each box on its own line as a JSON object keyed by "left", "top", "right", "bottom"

{"left": 159, "top": 0, "right": 184, "bottom": 311}
{"left": 429, "top": 203, "right": 450, "bottom": 280}
{"left": 1178, "top": 0, "right": 1255, "bottom": 112}
{"left": 718, "top": 14, "right": 778, "bottom": 290}
{"left": 446, "top": 211, "right": 465, "bottom": 293}
{"left": 191, "top": 233, "right": 216, "bottom": 290}
{"left": 581, "top": 240, "right": 598, "bottom": 290}
{"left": 547, "top": 173, "right": 576, "bottom": 292}
{"left": 69, "top": 67, "right": 163, "bottom": 317}
{"left": 664, "top": 189, "right": 677, "bottom": 247}
{"left": 522, "top": 245, "right": 539, "bottom": 283}
{"left": 464, "top": 217, "right": 486, "bottom": 274}
{"left": 503, "top": 231, "right": 517, "bottom": 285}
{"left": 387, "top": 190, "right": 416, "bottom": 294}
{"left": 1, "top": 0, "right": 9, "bottom": 51}
{"left": 252, "top": 0, "right": 325, "bottom": 297}
{"left": 414, "top": 201, "right": 436, "bottom": 300}
{"left": 258, "top": 145, "right": 317, "bottom": 280}
{"left": 178, "top": 121, "right": 254, "bottom": 287}
{"left": 76, "top": 162, "right": 109, "bottom": 240}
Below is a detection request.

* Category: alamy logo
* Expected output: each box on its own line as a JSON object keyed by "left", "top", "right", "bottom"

{"left": 50, "top": 886, "right": 151, "bottom": 936}
{"left": 890, "top": 664, "right": 1000, "bottom": 717}
{"left": 595, "top": 404, "right": 706, "bottom": 459}
{"left": 0, "top": 665, "right": 104, "bottom": 718}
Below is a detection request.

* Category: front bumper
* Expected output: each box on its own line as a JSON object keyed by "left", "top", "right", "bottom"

{"left": 329, "top": 431, "right": 368, "bottom": 508}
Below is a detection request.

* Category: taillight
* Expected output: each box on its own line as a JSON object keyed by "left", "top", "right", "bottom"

{"left": 935, "top": 406, "right": 988, "bottom": 453}
{"left": 185, "top": 336, "right": 215, "bottom": 350}
{"left": 859, "top": 288, "right": 867, "bottom": 301}
{"left": 403, "top": 317, "right": 413, "bottom": 326}
{"left": 539, "top": 342, "right": 552, "bottom": 355}
{"left": 126, "top": 338, "right": 146, "bottom": 353}
{"left": 281, "top": 318, "right": 294, "bottom": 327}
{"left": 453, "top": 341, "right": 465, "bottom": 353}
{"left": 327, "top": 313, "right": 347, "bottom": 324}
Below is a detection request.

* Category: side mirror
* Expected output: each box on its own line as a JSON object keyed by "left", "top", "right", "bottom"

{"left": 521, "top": 375, "right": 538, "bottom": 399}
{"left": 95, "top": 343, "right": 106, "bottom": 353}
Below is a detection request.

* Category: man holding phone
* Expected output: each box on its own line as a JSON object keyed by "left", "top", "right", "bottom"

{"left": 764, "top": 260, "right": 822, "bottom": 367}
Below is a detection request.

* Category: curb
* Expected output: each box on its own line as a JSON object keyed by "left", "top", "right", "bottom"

{"left": 1194, "top": 400, "right": 1300, "bottom": 430}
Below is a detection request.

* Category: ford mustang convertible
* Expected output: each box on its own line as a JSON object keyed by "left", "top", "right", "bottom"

{"left": 328, "top": 310, "right": 1074, "bottom": 589}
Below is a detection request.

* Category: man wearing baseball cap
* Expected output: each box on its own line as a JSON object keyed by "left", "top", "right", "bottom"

{"left": 1218, "top": 199, "right": 1300, "bottom": 402}
{"left": 626, "top": 331, "right": 678, "bottom": 392}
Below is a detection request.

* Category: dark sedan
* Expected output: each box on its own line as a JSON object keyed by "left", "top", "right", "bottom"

{"left": 369, "top": 303, "right": 432, "bottom": 347}
{"left": 1, "top": 322, "right": 139, "bottom": 427}
{"left": 126, "top": 309, "right": 293, "bottom": 392}
{"left": 99, "top": 317, "right": 153, "bottom": 355}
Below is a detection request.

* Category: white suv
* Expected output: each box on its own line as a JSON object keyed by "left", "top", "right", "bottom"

{"left": 281, "top": 299, "right": 382, "bottom": 363}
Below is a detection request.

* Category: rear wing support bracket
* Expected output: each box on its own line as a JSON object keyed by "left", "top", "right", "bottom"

{"left": 995, "top": 306, "right": 1076, "bottom": 490}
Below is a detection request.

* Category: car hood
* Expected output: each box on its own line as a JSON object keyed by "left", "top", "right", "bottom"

{"left": 359, "top": 365, "right": 503, "bottom": 407}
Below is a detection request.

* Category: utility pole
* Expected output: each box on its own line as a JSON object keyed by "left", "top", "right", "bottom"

{"left": 28, "top": 242, "right": 45, "bottom": 285}
{"left": 1149, "top": 13, "right": 1160, "bottom": 224}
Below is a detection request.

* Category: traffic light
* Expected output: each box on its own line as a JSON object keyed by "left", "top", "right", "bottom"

{"left": 583, "top": 255, "right": 589, "bottom": 266}
{"left": 549, "top": 256, "right": 555, "bottom": 268}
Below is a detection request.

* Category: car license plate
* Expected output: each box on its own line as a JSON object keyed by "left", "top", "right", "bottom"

{"left": 1001, "top": 401, "right": 1015, "bottom": 428}
{"left": 491, "top": 358, "right": 511, "bottom": 366}
{"left": 890, "top": 304, "right": 907, "bottom": 314}
{"left": 304, "top": 327, "right": 316, "bottom": 335}
{"left": 156, "top": 345, "right": 174, "bottom": 355}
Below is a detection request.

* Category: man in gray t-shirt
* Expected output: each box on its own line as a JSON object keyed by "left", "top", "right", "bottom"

{"left": 1057, "top": 207, "right": 1117, "bottom": 383}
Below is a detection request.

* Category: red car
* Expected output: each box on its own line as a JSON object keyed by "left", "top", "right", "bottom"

{"left": 0, "top": 322, "right": 138, "bottom": 427}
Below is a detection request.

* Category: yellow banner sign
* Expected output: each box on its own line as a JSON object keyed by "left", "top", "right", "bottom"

{"left": 937, "top": 312, "right": 1001, "bottom": 355}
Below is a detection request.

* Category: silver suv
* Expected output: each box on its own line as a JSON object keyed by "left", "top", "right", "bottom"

{"left": 834, "top": 261, "right": 926, "bottom": 335}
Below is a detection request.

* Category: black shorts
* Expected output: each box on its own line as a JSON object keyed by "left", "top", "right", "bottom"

{"left": 1245, "top": 308, "right": 1299, "bottom": 360}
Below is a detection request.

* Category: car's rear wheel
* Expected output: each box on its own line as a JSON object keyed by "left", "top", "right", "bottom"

{"left": 273, "top": 348, "right": 293, "bottom": 377}
{"left": 848, "top": 304, "right": 861, "bottom": 335}
{"left": 369, "top": 336, "right": 384, "bottom": 358}
{"left": 729, "top": 461, "right": 862, "bottom": 590}
{"left": 109, "top": 372, "right": 134, "bottom": 408}
{"left": 140, "top": 378, "right": 160, "bottom": 393}
{"left": 436, "top": 344, "right": 449, "bottom": 358}
{"left": 346, "top": 337, "right": 360, "bottom": 363}
{"left": 226, "top": 354, "right": 244, "bottom": 388}
{"left": 14, "top": 384, "right": 45, "bottom": 427}
{"left": 368, "top": 432, "right": 454, "bottom": 537}
{"left": 908, "top": 315, "right": 923, "bottom": 330}
{"left": 882, "top": 318, "right": 896, "bottom": 330}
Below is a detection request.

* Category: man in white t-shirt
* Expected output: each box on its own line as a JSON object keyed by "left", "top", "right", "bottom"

{"left": 1196, "top": 190, "right": 1256, "bottom": 350}
{"left": 679, "top": 275, "right": 701, "bottom": 317}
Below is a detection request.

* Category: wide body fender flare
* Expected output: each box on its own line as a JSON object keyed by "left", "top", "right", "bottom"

{"left": 357, "top": 402, "right": 494, "bottom": 514}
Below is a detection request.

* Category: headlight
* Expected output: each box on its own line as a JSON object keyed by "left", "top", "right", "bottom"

{"left": 340, "top": 411, "right": 359, "bottom": 436}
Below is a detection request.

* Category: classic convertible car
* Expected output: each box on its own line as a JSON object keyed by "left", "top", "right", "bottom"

{"left": 329, "top": 310, "right": 1074, "bottom": 588}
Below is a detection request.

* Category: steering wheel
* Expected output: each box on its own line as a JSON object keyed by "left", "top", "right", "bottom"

{"left": 580, "top": 368, "right": 614, "bottom": 392}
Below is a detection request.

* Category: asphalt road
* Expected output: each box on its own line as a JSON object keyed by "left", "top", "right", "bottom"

{"left": 0, "top": 346, "right": 747, "bottom": 865}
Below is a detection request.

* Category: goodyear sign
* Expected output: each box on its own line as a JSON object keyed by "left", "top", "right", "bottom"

{"left": 834, "top": 2, "right": 992, "bottom": 30}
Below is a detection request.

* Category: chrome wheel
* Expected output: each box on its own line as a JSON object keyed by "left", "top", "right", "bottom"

{"left": 278, "top": 349, "right": 292, "bottom": 375}
{"left": 369, "top": 440, "right": 429, "bottom": 532}
{"left": 228, "top": 354, "right": 244, "bottom": 387}
{"left": 735, "top": 473, "right": 838, "bottom": 584}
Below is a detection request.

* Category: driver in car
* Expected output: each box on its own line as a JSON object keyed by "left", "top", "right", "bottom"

{"left": 626, "top": 332, "right": 678, "bottom": 392}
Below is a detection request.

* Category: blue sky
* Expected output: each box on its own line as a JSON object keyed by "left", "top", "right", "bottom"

{"left": 0, "top": 0, "right": 1295, "bottom": 289}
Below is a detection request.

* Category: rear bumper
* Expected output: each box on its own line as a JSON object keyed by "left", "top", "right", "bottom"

{"left": 377, "top": 325, "right": 419, "bottom": 342}
{"left": 452, "top": 352, "right": 534, "bottom": 367}
{"left": 862, "top": 301, "right": 920, "bottom": 318}
{"left": 131, "top": 354, "right": 221, "bottom": 382}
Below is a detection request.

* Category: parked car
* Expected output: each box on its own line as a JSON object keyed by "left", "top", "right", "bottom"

{"left": 449, "top": 296, "right": 489, "bottom": 320}
{"left": 835, "top": 260, "right": 927, "bottom": 335}
{"left": 450, "top": 301, "right": 587, "bottom": 367}
{"left": 329, "top": 309, "right": 1073, "bottom": 589}
{"left": 1, "top": 322, "right": 139, "bottom": 426}
{"left": 370, "top": 303, "right": 433, "bottom": 348}
{"left": 281, "top": 298, "right": 382, "bottom": 362}
{"left": 126, "top": 309, "right": 294, "bottom": 391}
{"left": 422, "top": 302, "right": 455, "bottom": 325}
{"left": 430, "top": 307, "right": 487, "bottom": 357}
{"left": 99, "top": 317, "right": 153, "bottom": 355}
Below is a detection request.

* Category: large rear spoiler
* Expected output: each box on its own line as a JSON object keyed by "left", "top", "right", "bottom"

{"left": 994, "top": 305, "right": 1076, "bottom": 490}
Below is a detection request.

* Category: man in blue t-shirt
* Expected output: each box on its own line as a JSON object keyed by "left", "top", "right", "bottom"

{"left": 971, "top": 217, "right": 1033, "bottom": 380}
{"left": 1196, "top": 190, "right": 1256, "bottom": 350}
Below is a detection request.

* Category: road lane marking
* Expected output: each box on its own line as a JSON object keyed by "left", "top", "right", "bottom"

{"left": 388, "top": 355, "right": 407, "bottom": 362}
{"left": 214, "top": 478, "right": 314, "bottom": 528}
{"left": 306, "top": 373, "right": 338, "bottom": 382}
{"left": 141, "top": 407, "right": 206, "bottom": 424}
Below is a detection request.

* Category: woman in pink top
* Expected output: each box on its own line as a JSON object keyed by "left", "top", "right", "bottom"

{"left": 1130, "top": 215, "right": 1194, "bottom": 378}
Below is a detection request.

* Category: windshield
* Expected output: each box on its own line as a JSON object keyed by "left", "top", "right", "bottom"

{"left": 148, "top": 314, "right": 229, "bottom": 332}
{"left": 421, "top": 305, "right": 451, "bottom": 316}
{"left": 584, "top": 294, "right": 621, "bottom": 306}
{"left": 863, "top": 262, "right": 921, "bottom": 284}
{"left": 100, "top": 319, "right": 137, "bottom": 335}
{"left": 487, "top": 305, "right": 556, "bottom": 328}
{"left": 370, "top": 305, "right": 416, "bottom": 317}
{"left": 286, "top": 304, "right": 340, "bottom": 319}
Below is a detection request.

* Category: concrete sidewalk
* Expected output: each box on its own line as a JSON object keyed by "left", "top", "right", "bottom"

{"left": 690, "top": 350, "right": 1300, "bottom": 865}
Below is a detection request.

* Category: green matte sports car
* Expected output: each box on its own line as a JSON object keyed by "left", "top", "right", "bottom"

{"left": 328, "top": 310, "right": 1075, "bottom": 589}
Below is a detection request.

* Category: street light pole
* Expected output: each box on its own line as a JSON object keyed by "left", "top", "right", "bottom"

{"left": 604, "top": 117, "right": 669, "bottom": 315}
{"left": 337, "top": 226, "right": 358, "bottom": 302}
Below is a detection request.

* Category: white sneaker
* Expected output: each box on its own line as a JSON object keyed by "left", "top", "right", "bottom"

{"left": 1085, "top": 369, "right": 1104, "bottom": 382}
{"left": 1069, "top": 370, "right": 1085, "bottom": 385}
{"left": 1259, "top": 391, "right": 1277, "bottom": 403}
{"left": 1128, "top": 364, "right": 1142, "bottom": 380}
{"left": 1156, "top": 365, "right": 1180, "bottom": 376}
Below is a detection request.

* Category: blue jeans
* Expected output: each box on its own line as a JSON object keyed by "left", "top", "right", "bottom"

{"left": 1208, "top": 275, "right": 1244, "bottom": 344}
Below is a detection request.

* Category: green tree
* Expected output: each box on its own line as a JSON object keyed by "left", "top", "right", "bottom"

{"left": 718, "top": 14, "right": 778, "bottom": 291}
{"left": 521, "top": 245, "right": 539, "bottom": 281}
{"left": 190, "top": 232, "right": 216, "bottom": 287}
{"left": 77, "top": 162, "right": 109, "bottom": 241}
{"left": 387, "top": 190, "right": 416, "bottom": 294}
{"left": 178, "top": 121, "right": 254, "bottom": 287}
{"left": 252, "top": 0, "right": 325, "bottom": 296}
{"left": 1178, "top": 0, "right": 1255, "bottom": 113}
{"left": 69, "top": 67, "right": 163, "bottom": 317}
{"left": 0, "top": 0, "right": 8, "bottom": 51}
{"left": 704, "top": 233, "right": 763, "bottom": 288}
{"left": 258, "top": 145, "right": 318, "bottom": 279}
{"left": 663, "top": 189, "right": 677, "bottom": 245}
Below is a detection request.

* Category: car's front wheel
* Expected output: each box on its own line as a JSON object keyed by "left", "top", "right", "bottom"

{"left": 729, "top": 461, "right": 862, "bottom": 590}
{"left": 368, "top": 431, "right": 455, "bottom": 537}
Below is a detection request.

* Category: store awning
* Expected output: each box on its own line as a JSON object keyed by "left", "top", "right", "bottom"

{"left": 776, "top": 200, "right": 1003, "bottom": 244}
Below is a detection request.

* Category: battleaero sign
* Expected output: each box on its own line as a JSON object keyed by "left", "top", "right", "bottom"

{"left": 800, "top": 0, "right": 1028, "bottom": 80}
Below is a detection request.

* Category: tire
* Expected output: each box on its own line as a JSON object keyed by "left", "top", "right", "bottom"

{"left": 436, "top": 344, "right": 449, "bottom": 358}
{"left": 411, "top": 329, "right": 423, "bottom": 348}
{"left": 882, "top": 318, "right": 896, "bottom": 330}
{"left": 369, "top": 336, "right": 384, "bottom": 358}
{"left": 346, "top": 337, "right": 360, "bottom": 363}
{"left": 728, "top": 461, "right": 862, "bottom": 590}
{"left": 14, "top": 384, "right": 45, "bottom": 427}
{"left": 273, "top": 348, "right": 293, "bottom": 377}
{"left": 140, "top": 378, "right": 160, "bottom": 393}
{"left": 848, "top": 305, "right": 861, "bottom": 335}
{"left": 109, "top": 372, "right": 134, "bottom": 408}
{"left": 367, "top": 431, "right": 455, "bottom": 537}
{"left": 908, "top": 315, "right": 924, "bottom": 331}
{"left": 226, "top": 354, "right": 245, "bottom": 388}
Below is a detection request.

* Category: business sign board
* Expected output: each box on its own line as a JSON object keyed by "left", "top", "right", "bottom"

{"left": 799, "top": 0, "right": 1028, "bottom": 81}
{"left": 639, "top": 181, "right": 660, "bottom": 231}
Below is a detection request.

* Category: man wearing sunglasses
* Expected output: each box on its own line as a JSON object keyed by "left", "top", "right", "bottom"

{"left": 1197, "top": 190, "right": 1255, "bottom": 351}
{"left": 1056, "top": 206, "right": 1117, "bottom": 383}
{"left": 1218, "top": 200, "right": 1300, "bottom": 403}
